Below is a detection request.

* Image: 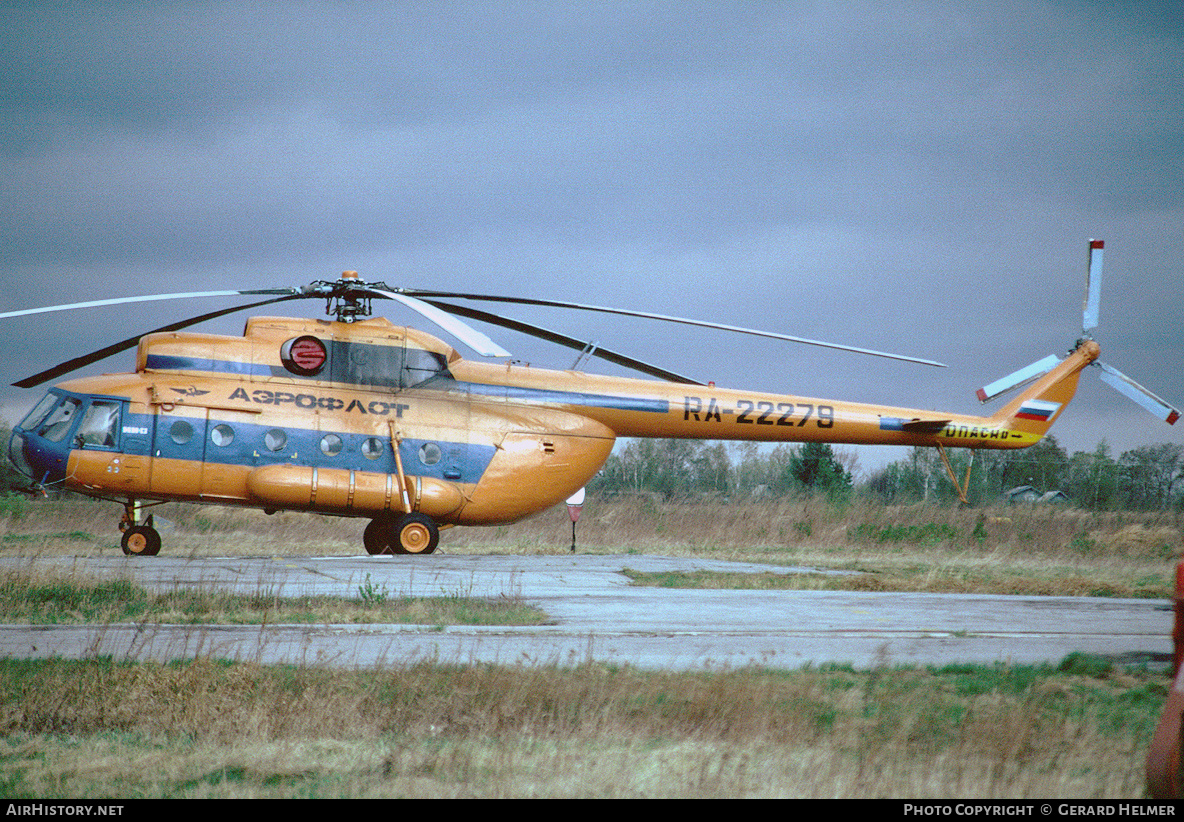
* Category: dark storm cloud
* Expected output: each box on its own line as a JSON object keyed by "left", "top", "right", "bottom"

{"left": 5, "top": 3, "right": 1180, "bottom": 259}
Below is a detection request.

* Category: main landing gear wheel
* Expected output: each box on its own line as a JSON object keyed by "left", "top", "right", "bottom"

{"left": 363, "top": 513, "right": 440, "bottom": 555}
{"left": 121, "top": 525, "right": 161, "bottom": 556}
{"left": 364, "top": 514, "right": 396, "bottom": 555}
{"left": 395, "top": 512, "right": 439, "bottom": 555}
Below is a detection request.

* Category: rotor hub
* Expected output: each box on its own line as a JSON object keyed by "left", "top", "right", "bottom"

{"left": 303, "top": 273, "right": 397, "bottom": 323}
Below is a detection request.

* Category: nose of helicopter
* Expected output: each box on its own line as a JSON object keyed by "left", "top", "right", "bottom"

{"left": 7, "top": 393, "right": 77, "bottom": 488}
{"left": 6, "top": 431, "right": 33, "bottom": 479}
{"left": 7, "top": 428, "right": 71, "bottom": 488}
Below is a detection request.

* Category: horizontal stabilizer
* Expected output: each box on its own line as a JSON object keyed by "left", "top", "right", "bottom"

{"left": 1094, "top": 361, "right": 1180, "bottom": 425}
{"left": 879, "top": 417, "right": 952, "bottom": 434}
{"left": 976, "top": 354, "right": 1062, "bottom": 403}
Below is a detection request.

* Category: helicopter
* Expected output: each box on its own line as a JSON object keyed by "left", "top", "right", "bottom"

{"left": 2, "top": 240, "right": 1177, "bottom": 556}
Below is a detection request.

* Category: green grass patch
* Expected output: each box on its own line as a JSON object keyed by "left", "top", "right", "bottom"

{"left": 621, "top": 563, "right": 1172, "bottom": 598}
{"left": 0, "top": 570, "right": 549, "bottom": 626}
{"left": 852, "top": 521, "right": 960, "bottom": 545}
{"left": 1, "top": 530, "right": 97, "bottom": 545}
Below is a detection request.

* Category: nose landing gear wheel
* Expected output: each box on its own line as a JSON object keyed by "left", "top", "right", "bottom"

{"left": 121, "top": 525, "right": 161, "bottom": 556}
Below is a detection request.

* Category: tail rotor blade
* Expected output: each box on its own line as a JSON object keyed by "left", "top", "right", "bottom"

{"left": 1083, "top": 239, "right": 1103, "bottom": 334}
{"left": 1094, "top": 361, "right": 1180, "bottom": 425}
{"left": 976, "top": 354, "right": 1062, "bottom": 402}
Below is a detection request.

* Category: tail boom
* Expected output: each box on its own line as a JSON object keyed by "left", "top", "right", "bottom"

{"left": 451, "top": 338, "right": 1103, "bottom": 453}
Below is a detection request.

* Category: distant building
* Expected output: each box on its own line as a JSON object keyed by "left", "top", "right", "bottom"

{"left": 1003, "top": 485, "right": 1070, "bottom": 504}
{"left": 1004, "top": 485, "right": 1039, "bottom": 503}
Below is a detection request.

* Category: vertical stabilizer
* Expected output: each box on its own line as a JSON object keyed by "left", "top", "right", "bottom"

{"left": 990, "top": 339, "right": 1100, "bottom": 440}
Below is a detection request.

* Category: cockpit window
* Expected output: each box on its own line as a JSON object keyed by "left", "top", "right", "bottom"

{"left": 326, "top": 342, "right": 404, "bottom": 389}
{"left": 17, "top": 393, "right": 61, "bottom": 433}
{"left": 37, "top": 397, "right": 82, "bottom": 443}
{"left": 76, "top": 401, "right": 121, "bottom": 448}
{"left": 402, "top": 348, "right": 450, "bottom": 388}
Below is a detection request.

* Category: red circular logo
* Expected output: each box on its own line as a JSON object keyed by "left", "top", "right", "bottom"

{"left": 281, "top": 336, "right": 327, "bottom": 376}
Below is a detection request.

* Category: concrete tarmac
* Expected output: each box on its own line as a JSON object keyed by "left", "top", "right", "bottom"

{"left": 0, "top": 554, "right": 1172, "bottom": 670}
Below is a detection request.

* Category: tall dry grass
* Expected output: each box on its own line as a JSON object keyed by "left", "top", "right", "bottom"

{"left": 1, "top": 493, "right": 1180, "bottom": 561}
{"left": 0, "top": 494, "right": 1179, "bottom": 597}
{"left": 0, "top": 655, "right": 1163, "bottom": 798}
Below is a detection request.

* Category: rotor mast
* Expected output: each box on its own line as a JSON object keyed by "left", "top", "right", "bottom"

{"left": 304, "top": 271, "right": 377, "bottom": 323}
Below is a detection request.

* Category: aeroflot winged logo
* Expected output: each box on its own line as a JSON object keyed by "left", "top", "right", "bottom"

{"left": 170, "top": 385, "right": 209, "bottom": 397}
{"left": 280, "top": 336, "right": 327, "bottom": 376}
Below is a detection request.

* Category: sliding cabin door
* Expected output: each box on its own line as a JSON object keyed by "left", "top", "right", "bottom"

{"left": 149, "top": 409, "right": 208, "bottom": 499}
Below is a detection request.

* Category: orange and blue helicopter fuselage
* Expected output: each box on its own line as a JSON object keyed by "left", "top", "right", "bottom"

{"left": 6, "top": 314, "right": 1097, "bottom": 554}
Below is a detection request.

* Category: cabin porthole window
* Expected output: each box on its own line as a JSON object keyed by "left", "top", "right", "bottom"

{"left": 320, "top": 433, "right": 343, "bottom": 456}
{"left": 211, "top": 424, "right": 234, "bottom": 447}
{"left": 418, "top": 443, "right": 442, "bottom": 466}
{"left": 169, "top": 420, "right": 194, "bottom": 445}
{"left": 264, "top": 429, "right": 287, "bottom": 452}
{"left": 361, "top": 437, "right": 383, "bottom": 460}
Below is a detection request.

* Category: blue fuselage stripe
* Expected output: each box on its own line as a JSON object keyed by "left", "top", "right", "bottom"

{"left": 146, "top": 354, "right": 271, "bottom": 377}
{"left": 140, "top": 412, "right": 495, "bottom": 482}
{"left": 15, "top": 394, "right": 496, "bottom": 485}
{"left": 456, "top": 382, "right": 670, "bottom": 414}
{"left": 146, "top": 355, "right": 671, "bottom": 415}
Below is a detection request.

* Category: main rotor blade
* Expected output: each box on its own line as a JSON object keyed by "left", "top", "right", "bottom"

{"left": 362, "top": 288, "right": 512, "bottom": 358}
{"left": 1083, "top": 239, "right": 1103, "bottom": 334}
{"left": 13, "top": 293, "right": 307, "bottom": 388}
{"left": 1094, "top": 361, "right": 1180, "bottom": 425}
{"left": 402, "top": 289, "right": 947, "bottom": 368}
{"left": 0, "top": 287, "right": 297, "bottom": 321}
{"left": 422, "top": 298, "right": 704, "bottom": 384}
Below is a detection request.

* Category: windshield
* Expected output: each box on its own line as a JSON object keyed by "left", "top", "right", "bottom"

{"left": 37, "top": 397, "right": 82, "bottom": 443}
{"left": 17, "top": 392, "right": 61, "bottom": 432}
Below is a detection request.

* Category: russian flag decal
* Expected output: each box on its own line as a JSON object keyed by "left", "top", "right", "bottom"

{"left": 1016, "top": 399, "right": 1061, "bottom": 421}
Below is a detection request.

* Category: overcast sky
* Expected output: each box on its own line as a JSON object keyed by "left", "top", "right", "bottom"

{"left": 1, "top": 1, "right": 1181, "bottom": 477}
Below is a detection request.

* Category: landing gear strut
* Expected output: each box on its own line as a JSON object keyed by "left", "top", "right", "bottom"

{"left": 936, "top": 443, "right": 974, "bottom": 507}
{"left": 363, "top": 512, "right": 440, "bottom": 555}
{"left": 119, "top": 503, "right": 161, "bottom": 556}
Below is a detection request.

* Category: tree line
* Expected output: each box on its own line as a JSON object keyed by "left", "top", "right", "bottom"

{"left": 590, "top": 435, "right": 1184, "bottom": 511}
